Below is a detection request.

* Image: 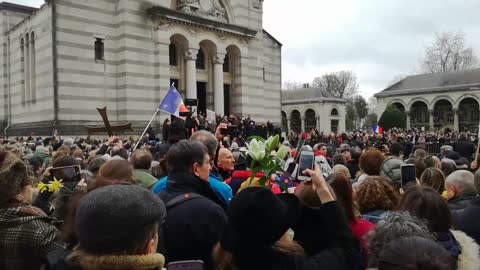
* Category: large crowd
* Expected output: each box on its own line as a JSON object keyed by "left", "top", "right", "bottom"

{"left": 1, "top": 117, "right": 480, "bottom": 270}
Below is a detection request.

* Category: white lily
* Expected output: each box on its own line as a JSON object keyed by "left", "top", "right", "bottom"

{"left": 275, "top": 145, "right": 288, "bottom": 160}
{"left": 265, "top": 134, "right": 280, "bottom": 152}
{"left": 246, "top": 139, "right": 266, "bottom": 161}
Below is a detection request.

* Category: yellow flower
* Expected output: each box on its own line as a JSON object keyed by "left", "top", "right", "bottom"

{"left": 48, "top": 178, "right": 64, "bottom": 193}
{"left": 37, "top": 183, "right": 47, "bottom": 193}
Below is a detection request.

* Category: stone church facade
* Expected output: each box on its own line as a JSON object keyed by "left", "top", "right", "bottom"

{"left": 0, "top": 0, "right": 281, "bottom": 136}
{"left": 375, "top": 68, "right": 480, "bottom": 132}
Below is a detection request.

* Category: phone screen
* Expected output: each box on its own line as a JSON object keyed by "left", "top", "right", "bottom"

{"left": 401, "top": 165, "right": 416, "bottom": 187}
{"left": 298, "top": 152, "right": 314, "bottom": 180}
{"left": 167, "top": 260, "right": 204, "bottom": 270}
{"left": 52, "top": 166, "right": 81, "bottom": 182}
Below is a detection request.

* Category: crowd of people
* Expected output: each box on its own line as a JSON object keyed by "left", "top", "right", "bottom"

{"left": 1, "top": 119, "right": 480, "bottom": 270}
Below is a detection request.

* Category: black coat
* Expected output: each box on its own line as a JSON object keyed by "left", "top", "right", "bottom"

{"left": 159, "top": 172, "right": 227, "bottom": 270}
{"left": 232, "top": 202, "right": 358, "bottom": 270}
{"left": 453, "top": 139, "right": 476, "bottom": 161}
{"left": 452, "top": 197, "right": 480, "bottom": 245}
{"left": 447, "top": 192, "right": 478, "bottom": 211}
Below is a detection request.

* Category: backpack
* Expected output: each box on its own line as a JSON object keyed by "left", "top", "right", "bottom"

{"left": 165, "top": 193, "right": 204, "bottom": 210}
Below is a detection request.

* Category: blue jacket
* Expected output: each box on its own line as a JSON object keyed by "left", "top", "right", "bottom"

{"left": 152, "top": 171, "right": 232, "bottom": 204}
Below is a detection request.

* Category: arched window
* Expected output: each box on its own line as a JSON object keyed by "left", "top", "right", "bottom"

{"left": 20, "top": 37, "right": 25, "bottom": 105}
{"left": 30, "top": 31, "right": 36, "bottom": 102}
{"left": 331, "top": 108, "right": 339, "bottom": 116}
{"left": 169, "top": 43, "right": 177, "bottom": 66}
{"left": 196, "top": 49, "right": 205, "bottom": 69}
{"left": 25, "top": 33, "right": 30, "bottom": 103}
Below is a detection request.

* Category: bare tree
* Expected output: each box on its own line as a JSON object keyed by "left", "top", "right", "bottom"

{"left": 367, "top": 96, "right": 377, "bottom": 114}
{"left": 421, "top": 31, "right": 478, "bottom": 73}
{"left": 311, "top": 71, "right": 358, "bottom": 99}
{"left": 282, "top": 80, "right": 303, "bottom": 90}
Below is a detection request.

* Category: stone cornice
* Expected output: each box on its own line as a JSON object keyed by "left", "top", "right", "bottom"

{"left": 375, "top": 83, "right": 480, "bottom": 98}
{"left": 282, "top": 98, "right": 346, "bottom": 105}
{"left": 148, "top": 6, "right": 257, "bottom": 40}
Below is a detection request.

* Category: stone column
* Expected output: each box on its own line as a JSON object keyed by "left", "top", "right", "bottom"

{"left": 185, "top": 48, "right": 198, "bottom": 99}
{"left": 316, "top": 115, "right": 320, "bottom": 131}
{"left": 453, "top": 109, "right": 459, "bottom": 131}
{"left": 213, "top": 54, "right": 225, "bottom": 116}
{"left": 406, "top": 111, "right": 411, "bottom": 130}
{"left": 429, "top": 110, "right": 434, "bottom": 131}
{"left": 287, "top": 116, "right": 291, "bottom": 134}
{"left": 301, "top": 115, "right": 305, "bottom": 132}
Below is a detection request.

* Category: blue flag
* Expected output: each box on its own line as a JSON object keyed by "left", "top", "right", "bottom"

{"left": 159, "top": 85, "right": 188, "bottom": 116}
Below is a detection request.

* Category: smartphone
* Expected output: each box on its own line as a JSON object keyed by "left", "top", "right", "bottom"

{"left": 286, "top": 162, "right": 297, "bottom": 176}
{"left": 401, "top": 164, "right": 416, "bottom": 187}
{"left": 166, "top": 260, "right": 204, "bottom": 270}
{"left": 297, "top": 151, "right": 315, "bottom": 181}
{"left": 51, "top": 165, "right": 81, "bottom": 182}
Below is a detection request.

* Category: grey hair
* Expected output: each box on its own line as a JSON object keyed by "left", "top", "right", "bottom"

{"left": 474, "top": 168, "right": 480, "bottom": 194}
{"left": 446, "top": 169, "right": 477, "bottom": 195}
{"left": 63, "top": 137, "right": 75, "bottom": 146}
{"left": 190, "top": 130, "right": 218, "bottom": 157}
{"left": 366, "top": 211, "right": 435, "bottom": 268}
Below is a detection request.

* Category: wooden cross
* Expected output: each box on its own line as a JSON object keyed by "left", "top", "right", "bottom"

{"left": 87, "top": 107, "right": 134, "bottom": 136}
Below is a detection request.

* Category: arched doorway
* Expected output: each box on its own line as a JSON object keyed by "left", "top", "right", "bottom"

{"left": 305, "top": 109, "right": 316, "bottom": 132}
{"left": 433, "top": 100, "right": 453, "bottom": 130}
{"left": 459, "top": 98, "right": 480, "bottom": 132}
{"left": 169, "top": 34, "right": 189, "bottom": 98}
{"left": 410, "top": 101, "right": 429, "bottom": 129}
{"left": 391, "top": 102, "right": 406, "bottom": 113}
{"left": 281, "top": 111, "right": 287, "bottom": 132}
{"left": 225, "top": 45, "right": 241, "bottom": 117}
{"left": 290, "top": 110, "right": 301, "bottom": 134}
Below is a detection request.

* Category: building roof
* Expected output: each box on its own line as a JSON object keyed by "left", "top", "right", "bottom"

{"left": 0, "top": 2, "right": 38, "bottom": 14}
{"left": 376, "top": 68, "right": 480, "bottom": 97}
{"left": 281, "top": 87, "right": 346, "bottom": 105}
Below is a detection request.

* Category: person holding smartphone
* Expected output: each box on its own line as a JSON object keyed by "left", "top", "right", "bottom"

{"left": 213, "top": 165, "right": 358, "bottom": 270}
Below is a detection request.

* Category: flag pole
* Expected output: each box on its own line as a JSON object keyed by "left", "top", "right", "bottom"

{"left": 133, "top": 108, "right": 160, "bottom": 152}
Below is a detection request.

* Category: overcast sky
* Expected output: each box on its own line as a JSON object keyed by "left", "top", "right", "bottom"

{"left": 9, "top": 0, "right": 480, "bottom": 98}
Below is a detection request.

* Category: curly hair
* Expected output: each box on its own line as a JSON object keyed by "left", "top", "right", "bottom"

{"left": 359, "top": 148, "right": 384, "bottom": 175}
{"left": 366, "top": 212, "right": 436, "bottom": 268}
{"left": 357, "top": 176, "right": 399, "bottom": 214}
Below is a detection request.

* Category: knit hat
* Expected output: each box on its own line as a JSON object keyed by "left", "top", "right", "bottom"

{"left": 220, "top": 187, "right": 301, "bottom": 253}
{"left": 0, "top": 150, "right": 31, "bottom": 203}
{"left": 75, "top": 184, "right": 166, "bottom": 254}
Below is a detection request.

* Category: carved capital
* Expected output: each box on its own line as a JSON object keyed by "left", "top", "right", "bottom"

{"left": 185, "top": 49, "right": 198, "bottom": 60}
{"left": 252, "top": 0, "right": 263, "bottom": 9}
{"left": 213, "top": 54, "right": 225, "bottom": 65}
{"left": 154, "top": 21, "right": 171, "bottom": 31}
{"left": 186, "top": 27, "right": 199, "bottom": 37}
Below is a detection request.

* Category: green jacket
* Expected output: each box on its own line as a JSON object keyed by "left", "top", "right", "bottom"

{"left": 33, "top": 151, "right": 52, "bottom": 168}
{"left": 133, "top": 169, "right": 158, "bottom": 190}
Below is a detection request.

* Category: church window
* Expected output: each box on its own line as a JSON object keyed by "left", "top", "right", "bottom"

{"left": 196, "top": 49, "right": 205, "bottom": 69}
{"left": 331, "top": 108, "right": 339, "bottom": 116}
{"left": 20, "top": 37, "right": 25, "bottom": 105}
{"left": 95, "top": 38, "right": 104, "bottom": 61}
{"left": 30, "top": 32, "right": 36, "bottom": 103}
{"left": 169, "top": 43, "right": 178, "bottom": 66}
{"left": 24, "top": 33, "right": 30, "bottom": 104}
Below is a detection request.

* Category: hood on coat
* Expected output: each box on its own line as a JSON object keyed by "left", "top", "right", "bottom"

{"left": 67, "top": 249, "right": 165, "bottom": 270}
{"left": 451, "top": 230, "right": 480, "bottom": 270}
{"left": 0, "top": 205, "right": 52, "bottom": 230}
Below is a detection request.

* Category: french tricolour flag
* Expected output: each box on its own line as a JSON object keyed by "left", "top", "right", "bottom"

{"left": 159, "top": 84, "right": 189, "bottom": 117}
{"left": 373, "top": 124, "right": 383, "bottom": 134}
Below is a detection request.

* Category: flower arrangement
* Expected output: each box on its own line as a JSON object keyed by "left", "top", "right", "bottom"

{"left": 240, "top": 134, "right": 291, "bottom": 190}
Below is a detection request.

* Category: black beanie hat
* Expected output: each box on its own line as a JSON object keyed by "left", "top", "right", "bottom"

{"left": 221, "top": 187, "right": 301, "bottom": 253}
{"left": 75, "top": 184, "right": 166, "bottom": 254}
